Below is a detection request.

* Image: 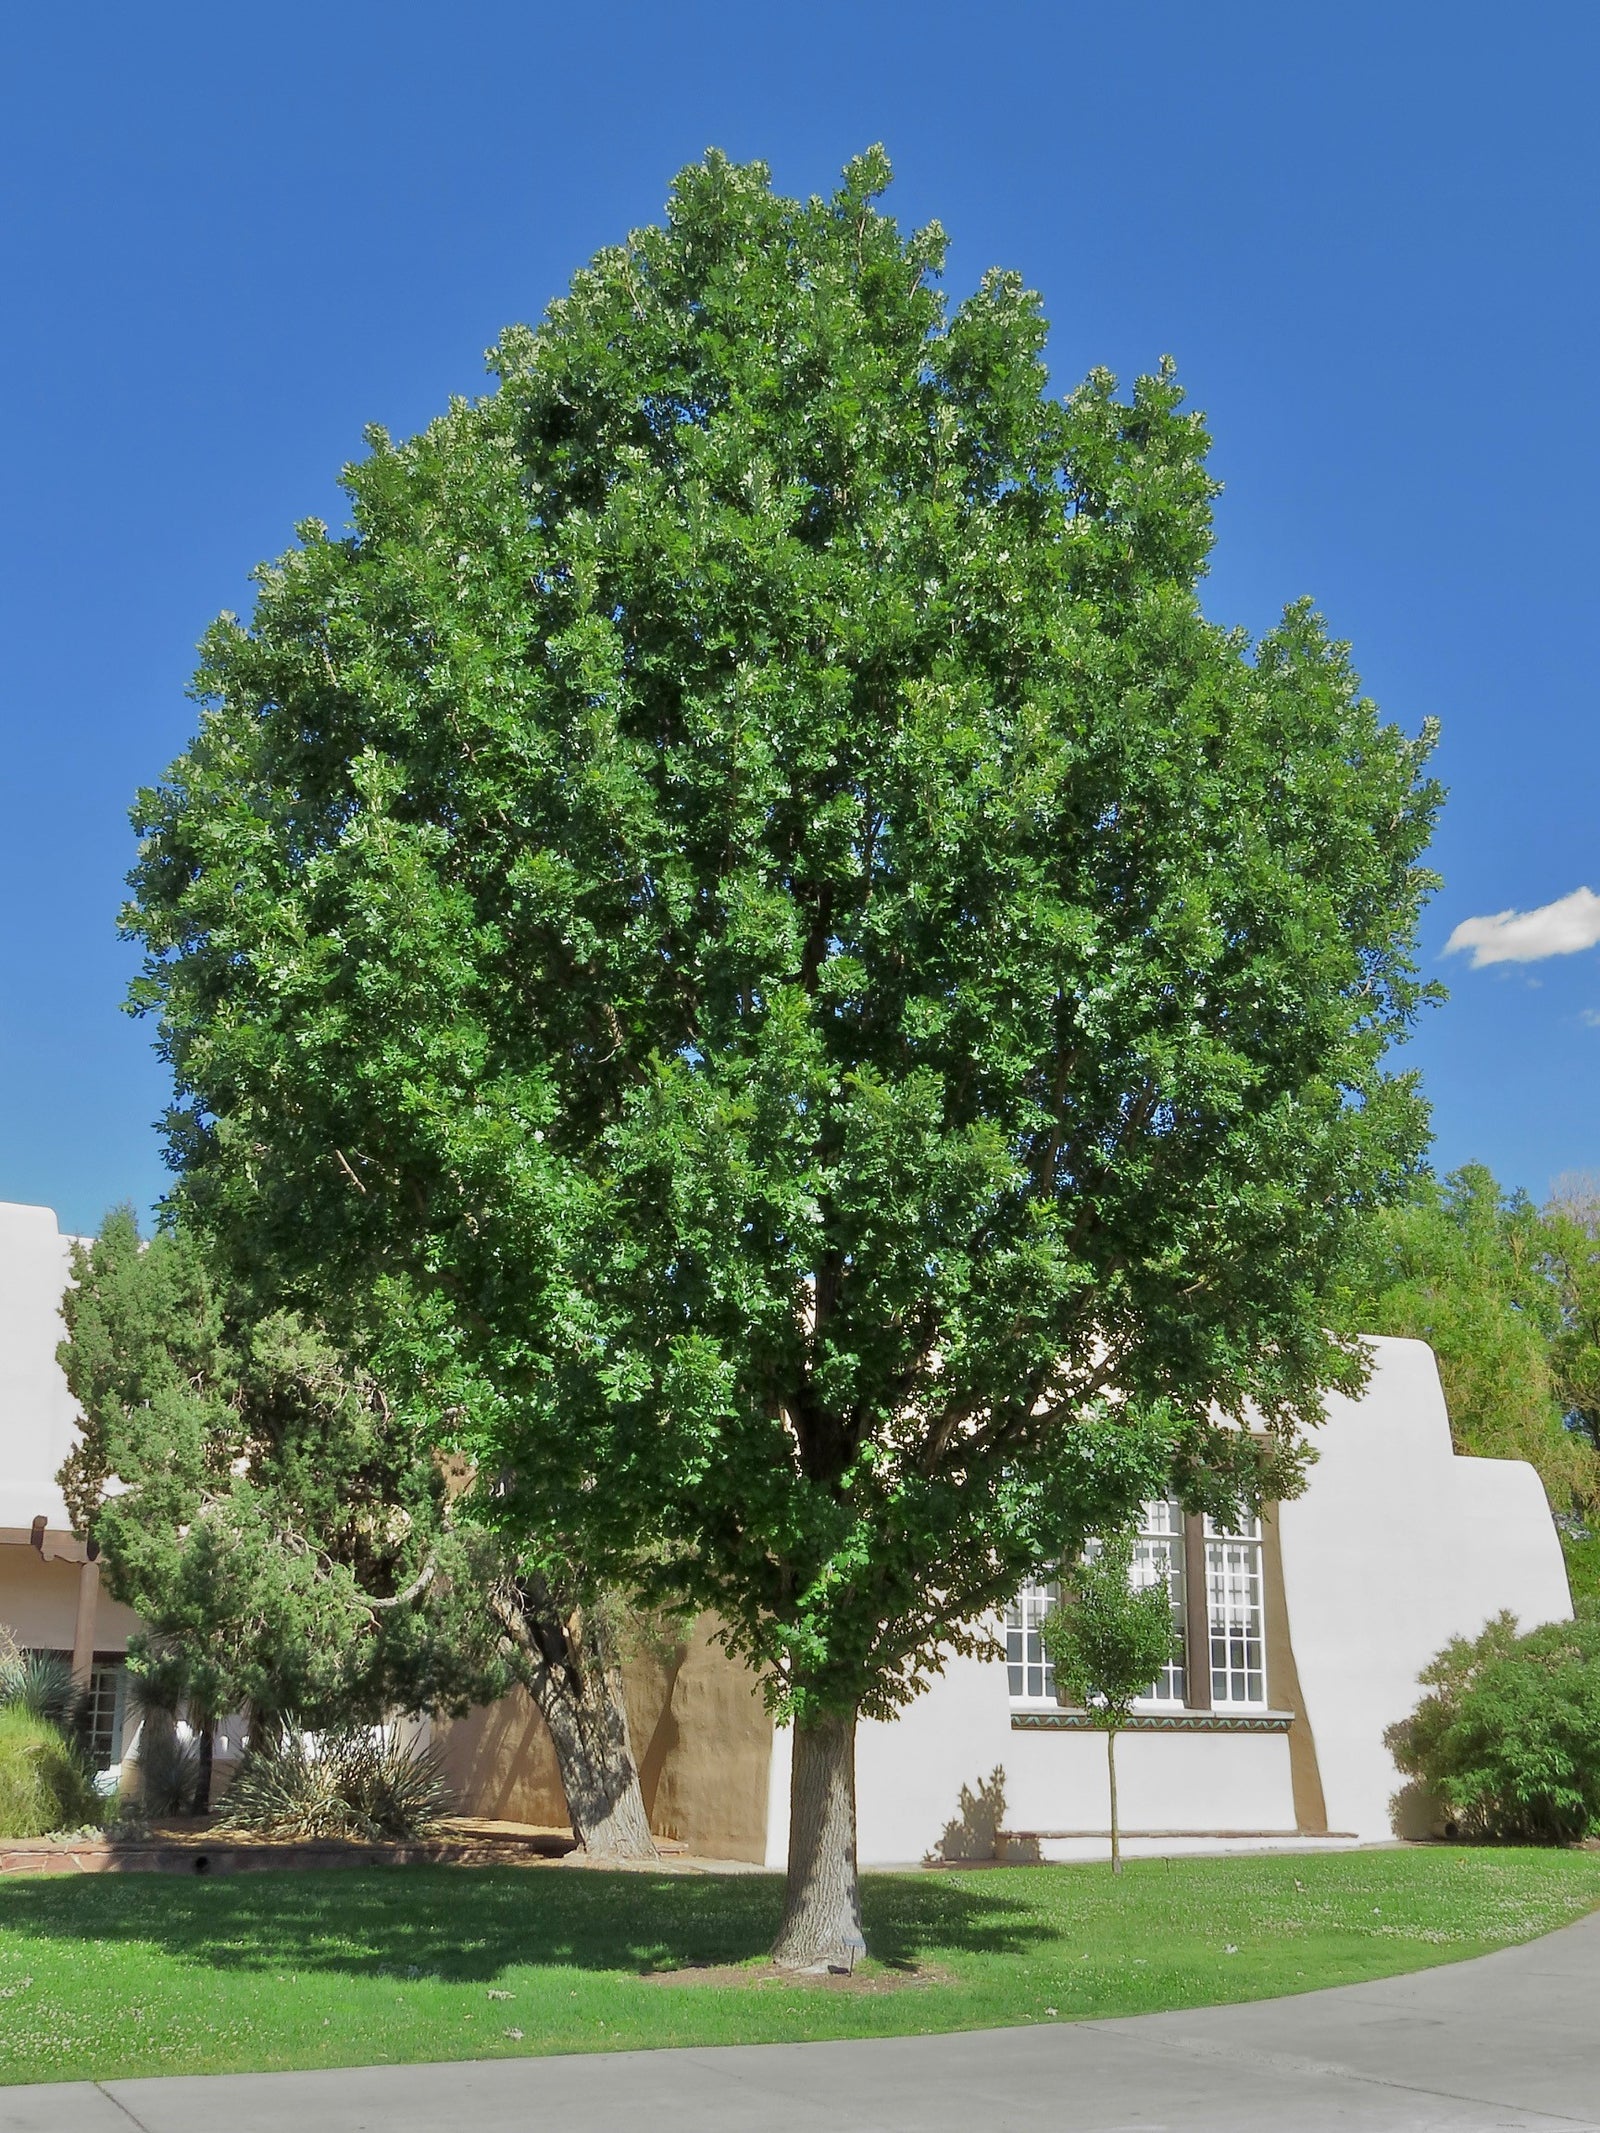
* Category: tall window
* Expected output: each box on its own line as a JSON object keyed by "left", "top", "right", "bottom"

{"left": 1006, "top": 1498, "right": 1186, "bottom": 1707}
{"left": 1004, "top": 1576, "right": 1059, "bottom": 1702}
{"left": 1205, "top": 1514, "right": 1266, "bottom": 1707}
{"left": 1130, "top": 1499, "right": 1186, "bottom": 1704}
{"left": 83, "top": 1659, "right": 130, "bottom": 1773}
{"left": 1004, "top": 1504, "right": 1268, "bottom": 1710}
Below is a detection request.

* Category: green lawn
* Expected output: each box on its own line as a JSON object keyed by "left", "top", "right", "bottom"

{"left": 1, "top": 1849, "right": 1597, "bottom": 2085}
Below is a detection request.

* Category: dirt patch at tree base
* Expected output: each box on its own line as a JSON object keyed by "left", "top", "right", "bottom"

{"left": 643, "top": 1960, "right": 949, "bottom": 1993}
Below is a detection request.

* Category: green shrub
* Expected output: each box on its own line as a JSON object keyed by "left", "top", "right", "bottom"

{"left": 0, "top": 1707, "right": 101, "bottom": 1840}
{"left": 215, "top": 1725, "right": 452, "bottom": 1841}
{"left": 1561, "top": 1527, "right": 1600, "bottom": 1607}
{"left": 1387, "top": 1605, "right": 1600, "bottom": 1843}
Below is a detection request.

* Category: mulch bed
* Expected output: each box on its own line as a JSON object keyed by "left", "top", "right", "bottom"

{"left": 0, "top": 1817, "right": 579, "bottom": 1878}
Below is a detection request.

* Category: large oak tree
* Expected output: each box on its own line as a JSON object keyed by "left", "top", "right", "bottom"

{"left": 127, "top": 148, "right": 1440, "bottom": 1965}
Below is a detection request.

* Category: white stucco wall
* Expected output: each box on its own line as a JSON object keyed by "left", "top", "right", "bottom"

{"left": 766, "top": 1332, "right": 1574, "bottom": 1866}
{"left": 0, "top": 1201, "right": 141, "bottom": 1659}
{"left": 765, "top": 1650, "right": 1302, "bottom": 1869}
{"left": 0, "top": 1201, "right": 83, "bottom": 1532}
{"left": 1279, "top": 1334, "right": 1572, "bottom": 1842}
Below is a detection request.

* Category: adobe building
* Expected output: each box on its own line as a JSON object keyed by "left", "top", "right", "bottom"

{"left": 0, "top": 1199, "right": 1574, "bottom": 1856}
{"left": 0, "top": 1203, "right": 140, "bottom": 1773}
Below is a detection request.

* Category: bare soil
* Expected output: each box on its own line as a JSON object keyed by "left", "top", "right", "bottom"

{"left": 643, "top": 1959, "right": 949, "bottom": 1993}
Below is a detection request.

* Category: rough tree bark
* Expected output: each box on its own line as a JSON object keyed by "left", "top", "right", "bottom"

{"left": 1107, "top": 1728, "right": 1123, "bottom": 1875}
{"left": 771, "top": 1708, "right": 867, "bottom": 1971}
{"left": 492, "top": 1574, "right": 657, "bottom": 1860}
{"left": 194, "top": 1722, "right": 214, "bottom": 1815}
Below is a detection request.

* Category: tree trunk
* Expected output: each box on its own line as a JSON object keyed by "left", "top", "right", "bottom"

{"left": 532, "top": 1650, "right": 657, "bottom": 1859}
{"left": 771, "top": 1708, "right": 867, "bottom": 1972}
{"left": 493, "top": 1577, "right": 657, "bottom": 1861}
{"left": 194, "top": 1722, "right": 214, "bottom": 1815}
{"left": 1107, "top": 1727, "right": 1122, "bottom": 1875}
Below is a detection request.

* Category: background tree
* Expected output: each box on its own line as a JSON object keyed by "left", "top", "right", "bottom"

{"left": 124, "top": 148, "right": 1440, "bottom": 1966}
{"left": 1545, "top": 1174, "right": 1600, "bottom": 1459}
{"left": 1338, "top": 1164, "right": 1600, "bottom": 1597}
{"left": 58, "top": 1209, "right": 659, "bottom": 1854}
{"left": 1040, "top": 1535, "right": 1179, "bottom": 1873}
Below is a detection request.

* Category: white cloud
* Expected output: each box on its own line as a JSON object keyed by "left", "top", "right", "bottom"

{"left": 1444, "top": 886, "right": 1600, "bottom": 968}
{"left": 1581, "top": 1008, "right": 1600, "bottom": 1029}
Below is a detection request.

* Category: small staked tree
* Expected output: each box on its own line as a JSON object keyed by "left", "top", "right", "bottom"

{"left": 1040, "top": 1535, "right": 1180, "bottom": 1873}
{"left": 123, "top": 148, "right": 1441, "bottom": 1967}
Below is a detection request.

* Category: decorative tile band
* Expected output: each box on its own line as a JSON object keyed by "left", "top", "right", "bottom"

{"left": 1011, "top": 1709, "right": 1294, "bottom": 1734}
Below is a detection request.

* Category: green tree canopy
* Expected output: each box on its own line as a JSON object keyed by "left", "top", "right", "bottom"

{"left": 124, "top": 148, "right": 1440, "bottom": 1964}
{"left": 1545, "top": 1175, "right": 1600, "bottom": 1459}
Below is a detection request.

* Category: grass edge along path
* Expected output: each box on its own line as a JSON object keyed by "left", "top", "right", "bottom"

{"left": 1, "top": 1848, "right": 1598, "bottom": 2086}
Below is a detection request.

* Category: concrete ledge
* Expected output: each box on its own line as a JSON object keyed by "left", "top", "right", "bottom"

{"left": 997, "top": 1827, "right": 1355, "bottom": 1841}
{"left": 998, "top": 1829, "right": 1369, "bottom": 1863}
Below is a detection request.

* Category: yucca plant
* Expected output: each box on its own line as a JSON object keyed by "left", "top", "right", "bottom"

{"left": 215, "top": 1724, "right": 453, "bottom": 1841}
{"left": 126, "top": 1719, "right": 203, "bottom": 1818}
{"left": 0, "top": 1652, "right": 83, "bottom": 1731}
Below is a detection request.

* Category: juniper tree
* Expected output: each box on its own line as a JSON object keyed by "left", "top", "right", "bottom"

{"left": 124, "top": 148, "right": 1440, "bottom": 1965}
{"left": 58, "top": 1210, "right": 659, "bottom": 1854}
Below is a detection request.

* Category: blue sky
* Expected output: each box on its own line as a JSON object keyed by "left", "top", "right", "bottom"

{"left": 2, "top": 1, "right": 1596, "bottom": 1236}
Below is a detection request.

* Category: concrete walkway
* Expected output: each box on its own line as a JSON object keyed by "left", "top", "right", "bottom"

{"left": 7, "top": 1908, "right": 1599, "bottom": 2132}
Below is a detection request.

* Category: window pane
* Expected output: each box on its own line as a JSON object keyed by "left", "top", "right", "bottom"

{"left": 1204, "top": 1516, "right": 1266, "bottom": 1706}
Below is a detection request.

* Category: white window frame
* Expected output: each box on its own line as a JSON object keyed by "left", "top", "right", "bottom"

{"left": 1004, "top": 1497, "right": 1187, "bottom": 1709}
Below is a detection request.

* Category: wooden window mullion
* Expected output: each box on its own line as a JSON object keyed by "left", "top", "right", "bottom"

{"left": 1183, "top": 1511, "right": 1212, "bottom": 1710}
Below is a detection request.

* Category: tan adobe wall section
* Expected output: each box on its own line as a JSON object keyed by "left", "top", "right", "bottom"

{"left": 0, "top": 1540, "right": 142, "bottom": 1660}
{"left": 436, "top": 1612, "right": 774, "bottom": 1862}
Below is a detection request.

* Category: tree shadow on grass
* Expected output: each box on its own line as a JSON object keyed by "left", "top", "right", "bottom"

{"left": 0, "top": 1866, "right": 1050, "bottom": 1984}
